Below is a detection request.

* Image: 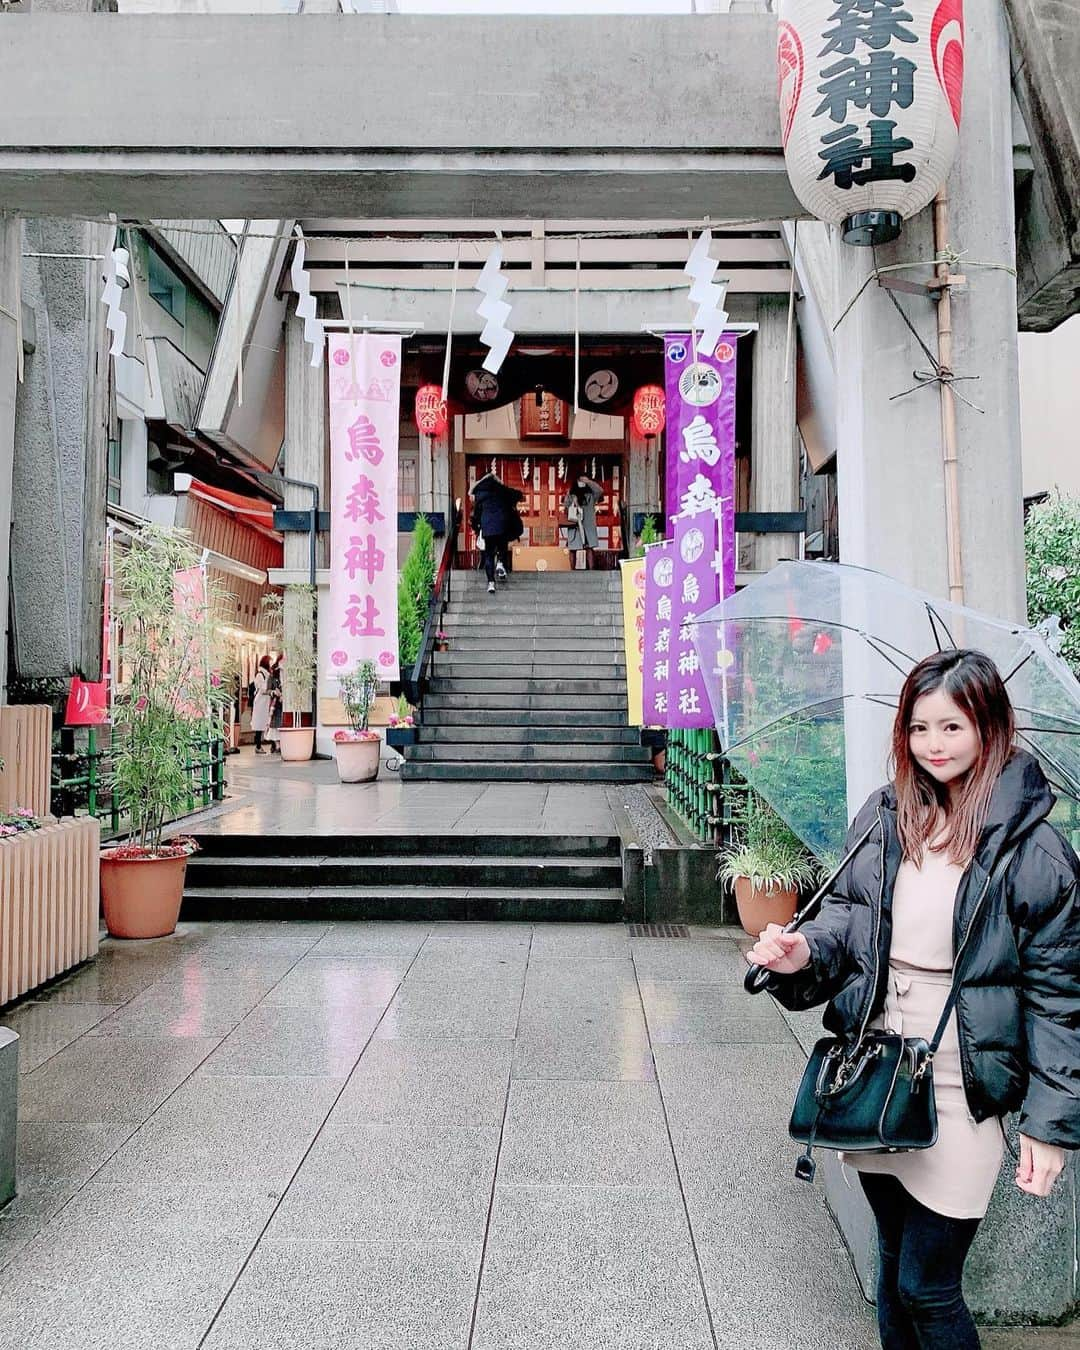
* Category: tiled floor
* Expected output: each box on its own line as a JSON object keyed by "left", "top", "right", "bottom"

{"left": 186, "top": 749, "right": 626, "bottom": 839}
{"left": 0, "top": 923, "right": 1071, "bottom": 1349}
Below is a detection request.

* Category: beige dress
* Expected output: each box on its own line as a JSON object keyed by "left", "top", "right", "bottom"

{"left": 846, "top": 845, "right": 1004, "bottom": 1219}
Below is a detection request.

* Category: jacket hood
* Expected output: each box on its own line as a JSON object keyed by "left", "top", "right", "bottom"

{"left": 472, "top": 473, "right": 507, "bottom": 498}
{"left": 881, "top": 748, "right": 1055, "bottom": 857}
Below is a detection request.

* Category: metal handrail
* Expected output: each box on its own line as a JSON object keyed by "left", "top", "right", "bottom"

{"left": 405, "top": 499, "right": 461, "bottom": 708}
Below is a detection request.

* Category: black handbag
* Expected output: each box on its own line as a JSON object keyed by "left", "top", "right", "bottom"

{"left": 745, "top": 828, "right": 1019, "bottom": 1184}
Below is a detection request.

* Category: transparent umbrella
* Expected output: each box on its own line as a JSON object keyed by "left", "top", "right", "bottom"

{"left": 689, "top": 561, "right": 1080, "bottom": 860}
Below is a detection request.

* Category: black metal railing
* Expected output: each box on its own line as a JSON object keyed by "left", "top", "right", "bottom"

{"left": 52, "top": 725, "right": 226, "bottom": 840}
{"left": 404, "top": 499, "right": 461, "bottom": 709}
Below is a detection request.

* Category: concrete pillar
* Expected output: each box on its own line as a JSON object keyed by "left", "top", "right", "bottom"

{"left": 833, "top": 5, "right": 1025, "bottom": 620}
{"left": 283, "top": 309, "right": 327, "bottom": 716}
{"left": 11, "top": 218, "right": 109, "bottom": 682}
{"left": 750, "top": 294, "right": 800, "bottom": 571}
{"left": 0, "top": 217, "right": 18, "bottom": 699}
{"left": 282, "top": 310, "right": 325, "bottom": 718}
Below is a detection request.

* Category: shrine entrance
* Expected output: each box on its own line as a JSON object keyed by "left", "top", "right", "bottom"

{"left": 462, "top": 453, "right": 626, "bottom": 571}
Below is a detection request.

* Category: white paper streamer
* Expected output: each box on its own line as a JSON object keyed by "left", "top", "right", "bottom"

{"left": 100, "top": 229, "right": 128, "bottom": 359}
{"left": 475, "top": 243, "right": 514, "bottom": 375}
{"left": 290, "top": 226, "right": 325, "bottom": 368}
{"left": 685, "top": 228, "right": 729, "bottom": 358}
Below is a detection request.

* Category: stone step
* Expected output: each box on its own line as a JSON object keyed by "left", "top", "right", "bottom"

{"left": 444, "top": 624, "right": 623, "bottom": 641}
{"left": 444, "top": 638, "right": 625, "bottom": 654}
{"left": 426, "top": 678, "right": 627, "bottom": 697}
{"left": 400, "top": 760, "right": 653, "bottom": 783}
{"left": 181, "top": 884, "right": 625, "bottom": 923}
{"left": 431, "top": 663, "right": 627, "bottom": 681}
{"left": 406, "top": 742, "right": 651, "bottom": 764}
{"left": 422, "top": 707, "right": 630, "bottom": 728}
{"left": 190, "top": 832, "right": 620, "bottom": 860}
{"left": 187, "top": 853, "right": 621, "bottom": 890}
{"left": 447, "top": 598, "right": 621, "bottom": 614}
{"left": 419, "top": 724, "right": 642, "bottom": 745}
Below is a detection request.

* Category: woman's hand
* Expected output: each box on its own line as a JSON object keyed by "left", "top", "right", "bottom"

{"left": 746, "top": 925, "right": 812, "bottom": 976}
{"left": 1016, "top": 1134, "right": 1066, "bottom": 1197}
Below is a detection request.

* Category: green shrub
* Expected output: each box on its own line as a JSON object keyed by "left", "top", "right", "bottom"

{"left": 634, "top": 514, "right": 661, "bottom": 558}
{"left": 398, "top": 515, "right": 435, "bottom": 669}
{"left": 1026, "top": 493, "right": 1080, "bottom": 678}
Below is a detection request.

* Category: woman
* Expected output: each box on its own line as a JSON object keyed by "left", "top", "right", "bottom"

{"left": 265, "top": 657, "right": 283, "bottom": 754}
{"left": 250, "top": 654, "right": 272, "bottom": 754}
{"left": 470, "top": 471, "right": 524, "bottom": 595}
{"left": 748, "top": 649, "right": 1079, "bottom": 1350}
{"left": 563, "top": 473, "right": 603, "bottom": 570}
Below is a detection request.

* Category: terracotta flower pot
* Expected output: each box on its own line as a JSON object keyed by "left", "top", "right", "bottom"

{"left": 733, "top": 875, "right": 799, "bottom": 938}
{"left": 278, "top": 727, "right": 315, "bottom": 762}
{"left": 334, "top": 737, "right": 381, "bottom": 783}
{"left": 100, "top": 852, "right": 188, "bottom": 940}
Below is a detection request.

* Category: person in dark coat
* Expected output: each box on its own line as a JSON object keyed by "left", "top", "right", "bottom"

{"left": 470, "top": 472, "right": 524, "bottom": 594}
{"left": 748, "top": 649, "right": 1079, "bottom": 1350}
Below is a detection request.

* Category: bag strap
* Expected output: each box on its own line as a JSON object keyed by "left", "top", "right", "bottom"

{"left": 926, "top": 839, "right": 1021, "bottom": 1055}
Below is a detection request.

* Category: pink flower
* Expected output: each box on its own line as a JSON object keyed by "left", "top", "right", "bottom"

{"left": 14, "top": 808, "right": 34, "bottom": 818}
{"left": 0, "top": 825, "right": 17, "bottom": 837}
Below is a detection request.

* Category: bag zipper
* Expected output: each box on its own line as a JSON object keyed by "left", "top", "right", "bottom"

{"left": 949, "top": 859, "right": 1002, "bottom": 1114}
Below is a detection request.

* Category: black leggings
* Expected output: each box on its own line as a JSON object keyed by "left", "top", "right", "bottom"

{"left": 483, "top": 539, "right": 510, "bottom": 582}
{"left": 860, "top": 1173, "right": 982, "bottom": 1349}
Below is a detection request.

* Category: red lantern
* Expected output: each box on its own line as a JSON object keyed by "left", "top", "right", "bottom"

{"left": 632, "top": 385, "right": 665, "bottom": 440}
{"left": 414, "top": 384, "right": 448, "bottom": 437}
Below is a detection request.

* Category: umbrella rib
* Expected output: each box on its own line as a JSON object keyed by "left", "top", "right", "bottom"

{"left": 925, "top": 604, "right": 957, "bottom": 652}
{"left": 689, "top": 613, "right": 918, "bottom": 665}
{"left": 863, "top": 638, "right": 911, "bottom": 678}
{"left": 721, "top": 695, "right": 851, "bottom": 756}
{"left": 1015, "top": 729, "right": 1080, "bottom": 801}
{"left": 1002, "top": 648, "right": 1036, "bottom": 685}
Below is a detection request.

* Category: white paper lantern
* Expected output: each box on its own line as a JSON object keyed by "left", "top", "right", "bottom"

{"left": 778, "top": 0, "right": 964, "bottom": 245}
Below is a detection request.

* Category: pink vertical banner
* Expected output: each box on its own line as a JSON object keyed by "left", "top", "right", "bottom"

{"left": 327, "top": 332, "right": 401, "bottom": 682}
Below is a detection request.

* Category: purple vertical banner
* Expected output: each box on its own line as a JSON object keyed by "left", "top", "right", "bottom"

{"left": 641, "top": 512, "right": 725, "bottom": 730}
{"left": 663, "top": 332, "right": 738, "bottom": 601}
{"left": 641, "top": 541, "right": 674, "bottom": 727}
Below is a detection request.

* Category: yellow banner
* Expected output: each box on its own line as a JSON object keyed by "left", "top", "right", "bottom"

{"left": 620, "top": 557, "right": 646, "bottom": 726}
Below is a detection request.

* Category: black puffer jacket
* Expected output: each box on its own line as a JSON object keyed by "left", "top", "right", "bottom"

{"left": 767, "top": 751, "right": 1080, "bottom": 1148}
{"left": 470, "top": 475, "right": 524, "bottom": 544}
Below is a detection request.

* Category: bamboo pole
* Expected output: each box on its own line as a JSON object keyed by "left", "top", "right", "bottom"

{"left": 933, "top": 188, "right": 964, "bottom": 605}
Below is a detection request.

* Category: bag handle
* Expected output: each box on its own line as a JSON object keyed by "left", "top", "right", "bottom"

{"left": 744, "top": 819, "right": 880, "bottom": 994}
{"left": 925, "top": 839, "right": 1020, "bottom": 1055}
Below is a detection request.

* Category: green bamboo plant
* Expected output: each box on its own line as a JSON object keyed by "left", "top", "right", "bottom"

{"left": 111, "top": 525, "right": 229, "bottom": 853}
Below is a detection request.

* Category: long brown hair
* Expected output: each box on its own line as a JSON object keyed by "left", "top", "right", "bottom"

{"left": 890, "top": 650, "right": 1016, "bottom": 864}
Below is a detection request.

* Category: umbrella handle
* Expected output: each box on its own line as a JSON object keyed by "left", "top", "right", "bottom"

{"left": 743, "top": 963, "right": 773, "bottom": 995}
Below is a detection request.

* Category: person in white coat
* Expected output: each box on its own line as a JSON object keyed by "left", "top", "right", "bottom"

{"left": 250, "top": 655, "right": 272, "bottom": 754}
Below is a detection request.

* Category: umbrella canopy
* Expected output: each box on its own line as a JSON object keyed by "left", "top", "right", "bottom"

{"left": 690, "top": 561, "right": 1080, "bottom": 859}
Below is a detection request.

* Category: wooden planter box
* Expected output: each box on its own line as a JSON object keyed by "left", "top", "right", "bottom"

{"left": 0, "top": 704, "right": 51, "bottom": 817}
{"left": 0, "top": 818, "right": 100, "bottom": 1005}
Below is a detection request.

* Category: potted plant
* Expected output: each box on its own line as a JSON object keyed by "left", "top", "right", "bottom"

{"left": 261, "top": 586, "right": 317, "bottom": 761}
{"left": 385, "top": 695, "right": 418, "bottom": 748}
{"left": 434, "top": 629, "right": 450, "bottom": 654}
{"left": 101, "top": 525, "right": 225, "bottom": 939}
{"left": 717, "top": 789, "right": 818, "bottom": 937}
{"left": 333, "top": 659, "right": 381, "bottom": 783}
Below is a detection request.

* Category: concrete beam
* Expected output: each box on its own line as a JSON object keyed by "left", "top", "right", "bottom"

{"left": 0, "top": 14, "right": 801, "bottom": 220}
{"left": 1004, "top": 0, "right": 1080, "bottom": 332}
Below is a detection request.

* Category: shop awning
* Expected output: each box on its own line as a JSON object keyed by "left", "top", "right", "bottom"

{"left": 178, "top": 477, "right": 281, "bottom": 539}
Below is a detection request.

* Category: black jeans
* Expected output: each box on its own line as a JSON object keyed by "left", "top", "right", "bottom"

{"left": 483, "top": 539, "right": 510, "bottom": 582}
{"left": 860, "top": 1173, "right": 982, "bottom": 1350}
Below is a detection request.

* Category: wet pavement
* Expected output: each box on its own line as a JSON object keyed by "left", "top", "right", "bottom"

{"left": 1, "top": 919, "right": 1067, "bottom": 1349}
{"left": 188, "top": 748, "right": 627, "bottom": 838}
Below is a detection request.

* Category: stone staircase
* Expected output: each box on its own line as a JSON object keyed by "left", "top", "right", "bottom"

{"left": 181, "top": 832, "right": 626, "bottom": 922}
{"left": 400, "top": 569, "right": 654, "bottom": 783}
